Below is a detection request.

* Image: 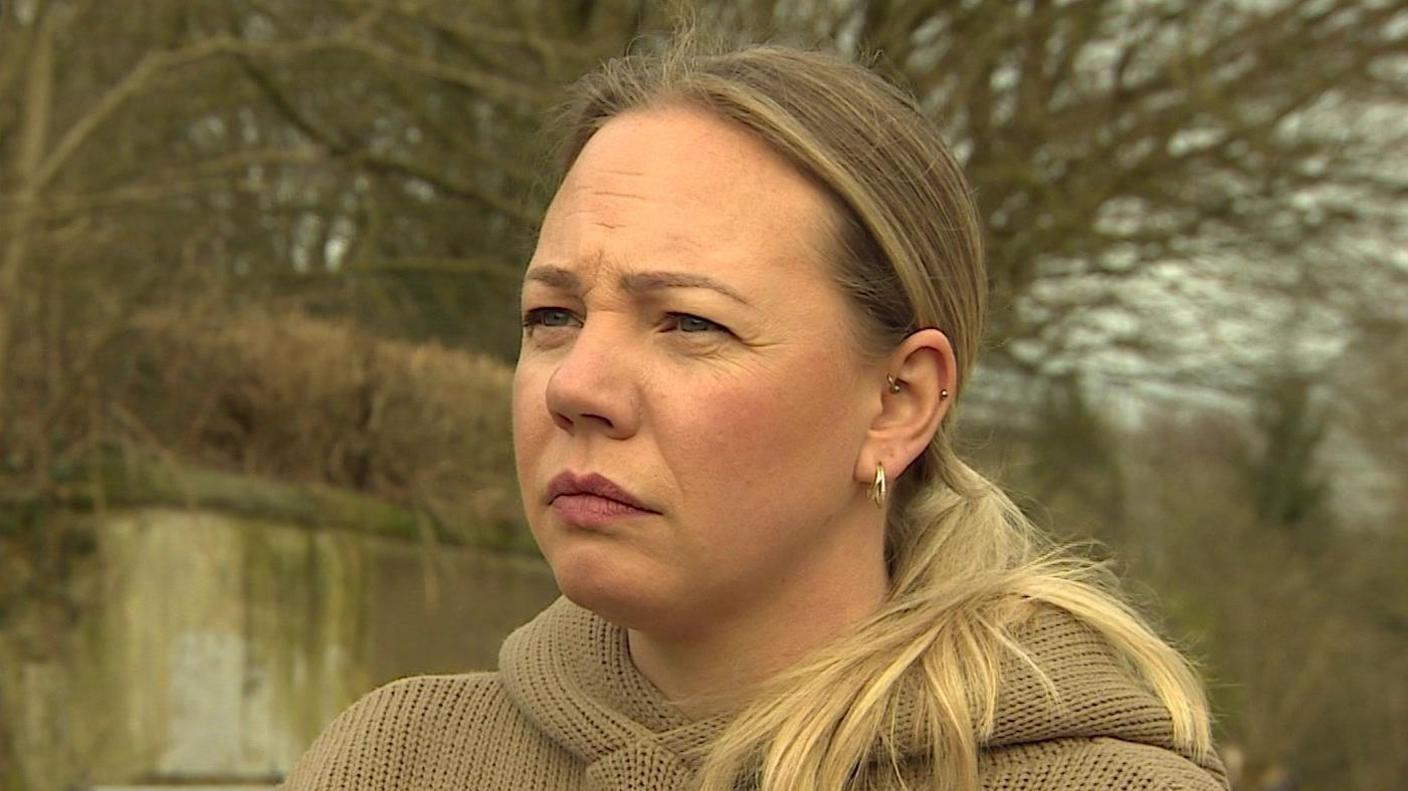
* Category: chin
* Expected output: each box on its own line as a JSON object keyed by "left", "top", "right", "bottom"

{"left": 548, "top": 547, "right": 679, "bottom": 632}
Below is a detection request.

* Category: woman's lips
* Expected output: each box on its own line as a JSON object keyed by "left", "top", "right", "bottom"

{"left": 551, "top": 493, "right": 655, "bottom": 529}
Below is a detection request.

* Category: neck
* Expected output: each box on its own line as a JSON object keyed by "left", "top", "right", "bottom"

{"left": 626, "top": 515, "right": 889, "bottom": 719}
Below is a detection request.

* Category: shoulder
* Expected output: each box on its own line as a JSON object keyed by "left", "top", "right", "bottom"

{"left": 308, "top": 672, "right": 509, "bottom": 744}
{"left": 281, "top": 673, "right": 564, "bottom": 791}
{"left": 981, "top": 737, "right": 1230, "bottom": 791}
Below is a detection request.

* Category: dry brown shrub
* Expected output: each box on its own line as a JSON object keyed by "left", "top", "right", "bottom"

{"left": 107, "top": 305, "right": 521, "bottom": 543}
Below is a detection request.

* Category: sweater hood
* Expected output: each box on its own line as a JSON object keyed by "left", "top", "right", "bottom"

{"left": 498, "top": 595, "right": 1226, "bottom": 789}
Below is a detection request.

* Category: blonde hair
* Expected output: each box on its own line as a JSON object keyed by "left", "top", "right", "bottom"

{"left": 550, "top": 39, "right": 1213, "bottom": 791}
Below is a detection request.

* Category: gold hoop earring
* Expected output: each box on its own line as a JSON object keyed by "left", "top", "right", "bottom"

{"left": 868, "top": 462, "right": 887, "bottom": 508}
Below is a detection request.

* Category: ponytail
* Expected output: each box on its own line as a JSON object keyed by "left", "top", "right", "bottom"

{"left": 685, "top": 458, "right": 1213, "bottom": 790}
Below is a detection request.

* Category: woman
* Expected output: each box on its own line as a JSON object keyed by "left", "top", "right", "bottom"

{"left": 284, "top": 41, "right": 1227, "bottom": 791}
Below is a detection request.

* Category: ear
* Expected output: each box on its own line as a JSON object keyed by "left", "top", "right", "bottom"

{"left": 853, "top": 328, "right": 957, "bottom": 485}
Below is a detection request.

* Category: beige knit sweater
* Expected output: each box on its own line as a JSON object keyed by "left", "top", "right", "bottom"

{"left": 283, "top": 596, "right": 1227, "bottom": 790}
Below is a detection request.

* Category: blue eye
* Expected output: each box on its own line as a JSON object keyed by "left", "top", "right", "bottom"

{"left": 522, "top": 308, "right": 579, "bottom": 330}
{"left": 667, "top": 312, "right": 727, "bottom": 334}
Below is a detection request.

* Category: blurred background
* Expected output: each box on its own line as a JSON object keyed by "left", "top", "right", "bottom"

{"left": 0, "top": 1, "right": 1404, "bottom": 789}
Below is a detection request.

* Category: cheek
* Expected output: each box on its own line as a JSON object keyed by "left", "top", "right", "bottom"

{"left": 652, "top": 362, "right": 860, "bottom": 602}
{"left": 513, "top": 364, "right": 562, "bottom": 558}
{"left": 663, "top": 356, "right": 861, "bottom": 516}
{"left": 512, "top": 366, "right": 550, "bottom": 477}
{"left": 673, "top": 388, "right": 777, "bottom": 489}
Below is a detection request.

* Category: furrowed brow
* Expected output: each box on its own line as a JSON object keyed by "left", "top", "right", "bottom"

{"left": 620, "top": 270, "right": 752, "bottom": 306}
{"left": 522, "top": 265, "right": 579, "bottom": 291}
{"left": 522, "top": 265, "right": 752, "bottom": 307}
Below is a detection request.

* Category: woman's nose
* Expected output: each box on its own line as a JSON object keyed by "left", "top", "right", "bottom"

{"left": 543, "top": 323, "right": 639, "bottom": 439}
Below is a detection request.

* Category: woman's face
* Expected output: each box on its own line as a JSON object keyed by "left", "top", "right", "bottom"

{"left": 513, "top": 106, "right": 885, "bottom": 633}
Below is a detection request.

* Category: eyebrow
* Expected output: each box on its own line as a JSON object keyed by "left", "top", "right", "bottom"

{"left": 523, "top": 265, "right": 752, "bottom": 306}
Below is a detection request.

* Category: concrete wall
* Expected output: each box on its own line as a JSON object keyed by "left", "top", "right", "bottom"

{"left": 2, "top": 505, "right": 558, "bottom": 791}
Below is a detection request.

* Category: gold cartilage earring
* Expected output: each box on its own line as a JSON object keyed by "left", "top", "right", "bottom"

{"left": 886, "top": 375, "right": 901, "bottom": 394}
{"left": 868, "top": 462, "right": 888, "bottom": 508}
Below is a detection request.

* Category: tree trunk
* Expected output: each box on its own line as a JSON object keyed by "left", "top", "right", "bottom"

{"left": 0, "top": 6, "right": 56, "bottom": 444}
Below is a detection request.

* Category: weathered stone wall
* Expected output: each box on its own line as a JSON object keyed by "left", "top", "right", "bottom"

{"left": 2, "top": 503, "right": 557, "bottom": 791}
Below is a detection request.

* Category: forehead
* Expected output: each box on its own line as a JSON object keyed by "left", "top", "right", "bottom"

{"left": 531, "top": 106, "right": 840, "bottom": 295}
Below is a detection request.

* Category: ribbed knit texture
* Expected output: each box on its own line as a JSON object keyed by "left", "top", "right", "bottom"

{"left": 283, "top": 596, "right": 1228, "bottom": 790}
